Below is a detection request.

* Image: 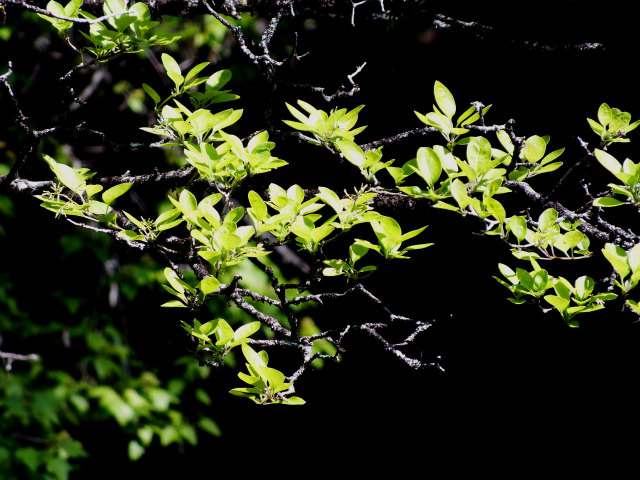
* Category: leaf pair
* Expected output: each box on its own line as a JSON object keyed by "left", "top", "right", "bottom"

{"left": 316, "top": 186, "right": 378, "bottom": 231}
{"left": 247, "top": 184, "right": 324, "bottom": 242}
{"left": 494, "top": 261, "right": 552, "bottom": 304}
{"left": 152, "top": 54, "right": 236, "bottom": 109}
{"left": 119, "top": 207, "right": 183, "bottom": 243}
{"left": 335, "top": 139, "right": 393, "bottom": 183}
{"left": 38, "top": 155, "right": 131, "bottom": 227}
{"left": 161, "top": 266, "right": 222, "bottom": 308}
{"left": 507, "top": 135, "right": 564, "bottom": 181}
{"left": 161, "top": 268, "right": 198, "bottom": 308}
{"left": 415, "top": 81, "right": 491, "bottom": 147}
{"left": 506, "top": 209, "right": 590, "bottom": 260}
{"left": 355, "top": 215, "right": 431, "bottom": 260}
{"left": 80, "top": 1, "right": 179, "bottom": 58}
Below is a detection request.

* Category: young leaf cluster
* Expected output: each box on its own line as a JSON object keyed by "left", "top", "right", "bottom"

{"left": 230, "top": 344, "right": 305, "bottom": 405}
{"left": 495, "top": 260, "right": 616, "bottom": 327}
{"left": 38, "top": 0, "right": 180, "bottom": 58}
{"left": 120, "top": 208, "right": 183, "bottom": 243}
{"left": 247, "top": 184, "right": 325, "bottom": 245}
{"left": 506, "top": 208, "right": 590, "bottom": 260}
{"left": 181, "top": 318, "right": 261, "bottom": 365}
{"left": 284, "top": 101, "right": 395, "bottom": 184}
{"left": 82, "top": 0, "right": 179, "bottom": 58}
{"left": 141, "top": 55, "right": 286, "bottom": 192}
{"left": 588, "top": 103, "right": 640, "bottom": 148}
{"left": 284, "top": 101, "right": 366, "bottom": 145}
{"left": 36, "top": 155, "right": 132, "bottom": 227}
{"left": 415, "top": 80, "right": 491, "bottom": 149}
{"left": 593, "top": 149, "right": 640, "bottom": 207}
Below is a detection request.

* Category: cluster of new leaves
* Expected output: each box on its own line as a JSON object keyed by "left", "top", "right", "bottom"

{"left": 284, "top": 101, "right": 366, "bottom": 145}
{"left": 141, "top": 53, "right": 286, "bottom": 194}
{"left": 284, "top": 101, "right": 393, "bottom": 183}
{"left": 249, "top": 183, "right": 332, "bottom": 250}
{"left": 494, "top": 259, "right": 616, "bottom": 327}
{"left": 285, "top": 81, "right": 637, "bottom": 326}
{"left": 593, "top": 149, "right": 640, "bottom": 207}
{"left": 415, "top": 80, "right": 491, "bottom": 149}
{"left": 230, "top": 344, "right": 305, "bottom": 405}
{"left": 37, "top": 154, "right": 132, "bottom": 223}
{"left": 587, "top": 105, "right": 640, "bottom": 207}
{"left": 38, "top": 0, "right": 179, "bottom": 58}
{"left": 35, "top": 155, "right": 180, "bottom": 249}
{"left": 181, "top": 318, "right": 260, "bottom": 366}
{"left": 587, "top": 103, "right": 640, "bottom": 148}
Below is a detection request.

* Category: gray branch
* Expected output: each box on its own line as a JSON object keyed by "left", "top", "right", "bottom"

{"left": 1, "top": 350, "right": 41, "bottom": 371}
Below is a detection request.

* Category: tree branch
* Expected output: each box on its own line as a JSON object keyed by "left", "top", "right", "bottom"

{"left": 0, "top": 167, "right": 196, "bottom": 196}
{"left": 433, "top": 13, "right": 605, "bottom": 53}
{"left": 1, "top": 350, "right": 40, "bottom": 371}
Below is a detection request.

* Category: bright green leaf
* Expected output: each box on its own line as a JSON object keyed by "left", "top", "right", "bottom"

{"left": 433, "top": 80, "right": 456, "bottom": 119}
{"left": 102, "top": 182, "right": 133, "bottom": 205}
{"left": 200, "top": 276, "right": 220, "bottom": 295}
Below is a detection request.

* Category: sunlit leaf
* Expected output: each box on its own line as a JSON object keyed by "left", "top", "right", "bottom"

{"left": 433, "top": 80, "right": 456, "bottom": 119}
{"left": 102, "top": 182, "right": 133, "bottom": 205}
{"left": 200, "top": 276, "right": 220, "bottom": 295}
